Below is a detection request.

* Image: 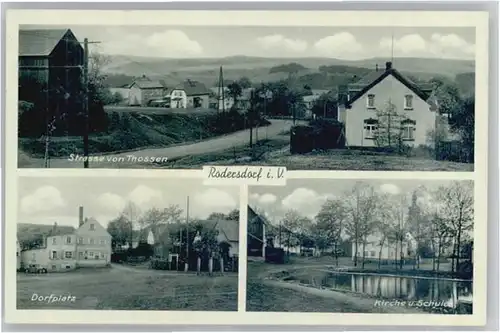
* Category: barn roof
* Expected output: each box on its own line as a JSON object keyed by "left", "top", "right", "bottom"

{"left": 132, "top": 79, "right": 166, "bottom": 89}
{"left": 173, "top": 80, "right": 211, "bottom": 96}
{"left": 19, "top": 29, "right": 78, "bottom": 56}
{"left": 204, "top": 219, "right": 239, "bottom": 243}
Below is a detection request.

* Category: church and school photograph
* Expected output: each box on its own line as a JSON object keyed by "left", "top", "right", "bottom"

{"left": 16, "top": 175, "right": 240, "bottom": 311}
{"left": 246, "top": 178, "right": 474, "bottom": 314}
{"left": 17, "top": 24, "right": 475, "bottom": 171}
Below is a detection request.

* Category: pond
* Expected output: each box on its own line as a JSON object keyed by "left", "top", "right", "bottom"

{"left": 279, "top": 269, "right": 473, "bottom": 313}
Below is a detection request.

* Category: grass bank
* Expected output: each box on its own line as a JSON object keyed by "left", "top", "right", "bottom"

{"left": 242, "top": 147, "right": 474, "bottom": 171}
{"left": 19, "top": 110, "right": 270, "bottom": 158}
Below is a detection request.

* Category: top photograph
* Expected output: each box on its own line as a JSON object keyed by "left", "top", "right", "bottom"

{"left": 17, "top": 25, "right": 476, "bottom": 171}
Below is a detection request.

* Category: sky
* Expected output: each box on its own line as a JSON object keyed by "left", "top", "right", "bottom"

{"left": 22, "top": 25, "right": 475, "bottom": 60}
{"left": 17, "top": 177, "right": 239, "bottom": 228}
{"left": 249, "top": 179, "right": 474, "bottom": 224}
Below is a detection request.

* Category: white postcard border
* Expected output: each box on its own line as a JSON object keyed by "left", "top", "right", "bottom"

{"left": 4, "top": 9, "right": 489, "bottom": 327}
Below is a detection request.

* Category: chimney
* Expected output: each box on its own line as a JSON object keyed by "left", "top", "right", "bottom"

{"left": 386, "top": 62, "right": 392, "bottom": 70}
{"left": 375, "top": 64, "right": 379, "bottom": 72}
{"left": 79, "top": 206, "right": 84, "bottom": 227}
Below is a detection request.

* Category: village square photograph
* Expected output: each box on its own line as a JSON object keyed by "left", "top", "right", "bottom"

{"left": 15, "top": 175, "right": 240, "bottom": 311}
{"left": 17, "top": 25, "right": 475, "bottom": 171}
{"left": 246, "top": 178, "right": 474, "bottom": 314}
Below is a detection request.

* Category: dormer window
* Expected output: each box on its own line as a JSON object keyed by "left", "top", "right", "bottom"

{"left": 90, "top": 224, "right": 95, "bottom": 231}
{"left": 367, "top": 94, "right": 375, "bottom": 109}
{"left": 404, "top": 95, "right": 413, "bottom": 110}
{"left": 52, "top": 238, "right": 56, "bottom": 245}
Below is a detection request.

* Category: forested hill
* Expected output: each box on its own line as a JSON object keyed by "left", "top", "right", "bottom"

{"left": 101, "top": 55, "right": 475, "bottom": 97}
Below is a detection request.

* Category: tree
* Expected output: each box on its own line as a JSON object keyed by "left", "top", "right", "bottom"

{"left": 107, "top": 215, "right": 133, "bottom": 247}
{"left": 436, "top": 181, "right": 474, "bottom": 273}
{"left": 430, "top": 78, "right": 463, "bottom": 119}
{"left": 311, "top": 92, "right": 338, "bottom": 119}
{"left": 449, "top": 96, "right": 474, "bottom": 163}
{"left": 121, "top": 201, "right": 141, "bottom": 244}
{"left": 280, "top": 210, "right": 307, "bottom": 254}
{"left": 238, "top": 77, "right": 252, "bottom": 89}
{"left": 374, "top": 99, "right": 408, "bottom": 153}
{"left": 226, "top": 209, "right": 240, "bottom": 221}
{"left": 314, "top": 198, "right": 346, "bottom": 265}
{"left": 227, "top": 82, "right": 243, "bottom": 109}
{"left": 207, "top": 212, "right": 227, "bottom": 220}
{"left": 343, "top": 182, "right": 380, "bottom": 268}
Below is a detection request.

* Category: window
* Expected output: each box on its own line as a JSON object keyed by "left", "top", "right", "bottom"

{"left": 100, "top": 252, "right": 105, "bottom": 259}
{"left": 95, "top": 252, "right": 100, "bottom": 260}
{"left": 363, "top": 119, "right": 378, "bottom": 139}
{"left": 89, "top": 252, "right": 94, "bottom": 258}
{"left": 364, "top": 251, "right": 368, "bottom": 256}
{"left": 90, "top": 224, "right": 95, "bottom": 231}
{"left": 65, "top": 251, "right": 72, "bottom": 259}
{"left": 370, "top": 251, "right": 376, "bottom": 257}
{"left": 66, "top": 236, "right": 72, "bottom": 244}
{"left": 404, "top": 94, "right": 413, "bottom": 109}
{"left": 79, "top": 252, "right": 83, "bottom": 259}
{"left": 78, "top": 237, "right": 83, "bottom": 244}
{"left": 100, "top": 240, "right": 105, "bottom": 245}
{"left": 52, "top": 238, "right": 57, "bottom": 245}
{"left": 32, "top": 253, "right": 36, "bottom": 260}
{"left": 367, "top": 94, "right": 375, "bottom": 108}
{"left": 401, "top": 119, "right": 416, "bottom": 141}
{"left": 90, "top": 238, "right": 95, "bottom": 245}
{"left": 51, "top": 251, "right": 58, "bottom": 260}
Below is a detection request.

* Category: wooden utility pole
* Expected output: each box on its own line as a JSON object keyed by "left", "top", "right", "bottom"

{"left": 83, "top": 38, "right": 89, "bottom": 168}
{"left": 217, "top": 66, "right": 225, "bottom": 113}
{"left": 185, "top": 196, "right": 190, "bottom": 272}
{"left": 82, "top": 38, "right": 101, "bottom": 168}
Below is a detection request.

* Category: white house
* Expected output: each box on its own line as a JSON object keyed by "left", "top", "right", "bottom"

{"left": 351, "top": 231, "right": 417, "bottom": 262}
{"left": 167, "top": 80, "right": 210, "bottom": 109}
{"left": 338, "top": 62, "right": 440, "bottom": 148}
{"left": 210, "top": 87, "right": 234, "bottom": 111}
{"left": 20, "top": 206, "right": 112, "bottom": 272}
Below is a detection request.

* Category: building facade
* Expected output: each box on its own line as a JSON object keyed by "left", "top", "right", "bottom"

{"left": 128, "top": 78, "right": 166, "bottom": 106}
{"left": 19, "top": 206, "right": 112, "bottom": 272}
{"left": 167, "top": 80, "right": 210, "bottom": 109}
{"left": 338, "top": 62, "right": 440, "bottom": 148}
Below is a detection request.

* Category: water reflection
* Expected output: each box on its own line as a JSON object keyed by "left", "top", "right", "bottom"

{"left": 293, "top": 270, "right": 473, "bottom": 309}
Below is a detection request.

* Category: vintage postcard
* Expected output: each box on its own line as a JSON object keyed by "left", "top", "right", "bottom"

{"left": 3, "top": 9, "right": 489, "bottom": 327}
{"left": 13, "top": 171, "right": 240, "bottom": 311}
{"left": 7, "top": 12, "right": 486, "bottom": 172}
{"left": 247, "top": 178, "right": 475, "bottom": 315}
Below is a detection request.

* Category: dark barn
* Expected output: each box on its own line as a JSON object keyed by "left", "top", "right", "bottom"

{"left": 18, "top": 29, "right": 84, "bottom": 136}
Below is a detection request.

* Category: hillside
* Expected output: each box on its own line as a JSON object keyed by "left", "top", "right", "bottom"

{"left": 101, "top": 55, "right": 475, "bottom": 92}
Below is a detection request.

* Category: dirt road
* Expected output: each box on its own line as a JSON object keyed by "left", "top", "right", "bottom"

{"left": 20, "top": 119, "right": 303, "bottom": 168}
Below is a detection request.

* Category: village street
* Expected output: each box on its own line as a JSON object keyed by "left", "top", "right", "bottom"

{"left": 21, "top": 119, "right": 305, "bottom": 168}
{"left": 17, "top": 264, "right": 238, "bottom": 310}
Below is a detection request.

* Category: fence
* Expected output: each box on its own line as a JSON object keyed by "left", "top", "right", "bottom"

{"left": 290, "top": 120, "right": 345, "bottom": 154}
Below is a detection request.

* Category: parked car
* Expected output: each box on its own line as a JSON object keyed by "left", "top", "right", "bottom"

{"left": 24, "top": 264, "right": 47, "bottom": 274}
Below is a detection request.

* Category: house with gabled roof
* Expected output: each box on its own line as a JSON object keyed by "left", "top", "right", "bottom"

{"left": 338, "top": 62, "right": 442, "bottom": 148}
{"left": 20, "top": 206, "right": 112, "bottom": 272}
{"left": 128, "top": 75, "right": 167, "bottom": 106}
{"left": 166, "top": 80, "right": 211, "bottom": 109}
